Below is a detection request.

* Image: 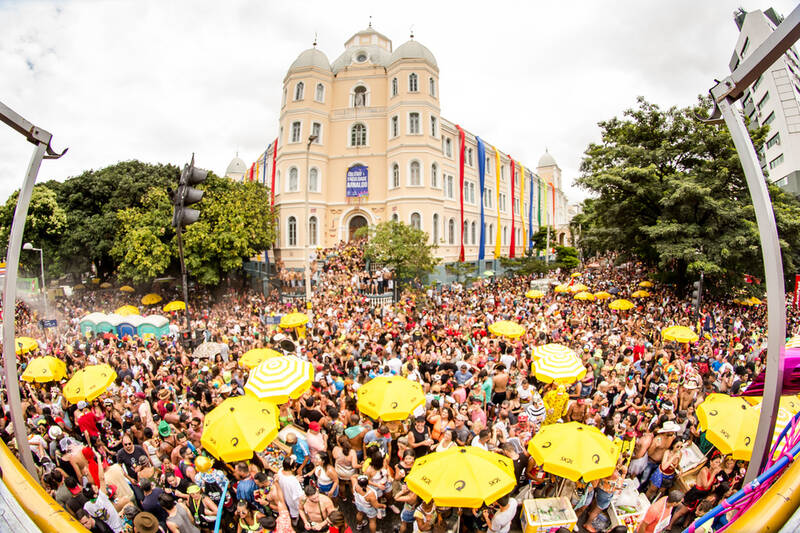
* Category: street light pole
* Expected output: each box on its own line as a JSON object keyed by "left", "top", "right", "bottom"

{"left": 304, "top": 134, "right": 318, "bottom": 305}
{"left": 23, "top": 243, "right": 47, "bottom": 320}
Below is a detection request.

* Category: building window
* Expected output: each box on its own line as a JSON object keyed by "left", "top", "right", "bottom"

{"left": 410, "top": 161, "right": 422, "bottom": 186}
{"left": 767, "top": 132, "right": 781, "bottom": 149}
{"left": 309, "top": 168, "right": 319, "bottom": 192}
{"left": 430, "top": 116, "right": 437, "bottom": 137}
{"left": 444, "top": 138, "right": 453, "bottom": 158}
{"left": 353, "top": 85, "right": 367, "bottom": 107}
{"left": 392, "top": 213, "right": 399, "bottom": 222}
{"left": 445, "top": 175, "right": 455, "bottom": 199}
{"left": 503, "top": 226, "right": 508, "bottom": 245}
{"left": 287, "top": 216, "right": 297, "bottom": 246}
{"left": 757, "top": 91, "right": 770, "bottom": 110}
{"left": 288, "top": 167, "right": 298, "bottom": 192}
{"left": 429, "top": 77, "right": 436, "bottom": 96}
{"left": 753, "top": 74, "right": 764, "bottom": 92}
{"left": 391, "top": 163, "right": 400, "bottom": 189}
{"left": 471, "top": 221, "right": 476, "bottom": 245}
{"left": 463, "top": 221, "right": 469, "bottom": 245}
{"left": 433, "top": 214, "right": 440, "bottom": 243}
{"left": 275, "top": 171, "right": 280, "bottom": 195}
{"left": 465, "top": 181, "right": 475, "bottom": 204}
{"left": 350, "top": 123, "right": 367, "bottom": 146}
{"left": 499, "top": 192, "right": 507, "bottom": 212}
{"left": 409, "top": 112, "right": 420, "bottom": 134}
{"left": 769, "top": 153, "right": 785, "bottom": 169}
{"left": 294, "top": 82, "right": 304, "bottom": 101}
{"left": 486, "top": 156, "right": 492, "bottom": 174}
{"left": 488, "top": 223, "right": 494, "bottom": 245}
{"left": 764, "top": 111, "right": 776, "bottom": 125}
{"left": 291, "top": 121, "right": 301, "bottom": 143}
{"left": 409, "top": 73, "right": 418, "bottom": 92}
{"left": 410, "top": 212, "right": 421, "bottom": 230}
{"left": 501, "top": 165, "right": 506, "bottom": 181}
{"left": 391, "top": 77, "right": 398, "bottom": 97}
{"left": 311, "top": 122, "right": 322, "bottom": 143}
{"left": 391, "top": 116, "right": 399, "bottom": 137}
{"left": 308, "top": 216, "right": 318, "bottom": 246}
{"left": 315, "top": 83, "right": 324, "bottom": 102}
{"left": 431, "top": 163, "right": 439, "bottom": 188}
{"left": 467, "top": 148, "right": 473, "bottom": 167}
{"left": 483, "top": 188, "right": 493, "bottom": 209}
{"left": 448, "top": 218, "right": 455, "bottom": 244}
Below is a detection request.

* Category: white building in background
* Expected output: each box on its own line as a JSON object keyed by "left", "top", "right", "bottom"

{"left": 224, "top": 154, "right": 247, "bottom": 181}
{"left": 731, "top": 7, "right": 800, "bottom": 194}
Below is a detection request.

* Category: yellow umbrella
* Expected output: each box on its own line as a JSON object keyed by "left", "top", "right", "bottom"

{"left": 63, "top": 364, "right": 117, "bottom": 403}
{"left": 532, "top": 343, "right": 576, "bottom": 360}
{"left": 594, "top": 291, "right": 612, "bottom": 300}
{"left": 532, "top": 351, "right": 587, "bottom": 384}
{"left": 15, "top": 337, "right": 39, "bottom": 355}
{"left": 239, "top": 348, "right": 283, "bottom": 370}
{"left": 525, "top": 289, "right": 545, "bottom": 299}
{"left": 99, "top": 282, "right": 112, "bottom": 289}
{"left": 201, "top": 396, "right": 280, "bottom": 462}
{"left": 569, "top": 283, "right": 589, "bottom": 293}
{"left": 570, "top": 272, "right": 582, "bottom": 278}
{"left": 747, "top": 296, "right": 762, "bottom": 306}
{"left": 639, "top": 281, "right": 653, "bottom": 288}
{"left": 609, "top": 299, "right": 634, "bottom": 311}
{"left": 631, "top": 290, "right": 650, "bottom": 298}
{"left": 528, "top": 422, "right": 620, "bottom": 481}
{"left": 91, "top": 278, "right": 101, "bottom": 285}
{"left": 573, "top": 291, "right": 595, "bottom": 301}
{"left": 73, "top": 284, "right": 85, "bottom": 291}
{"left": 405, "top": 446, "right": 516, "bottom": 508}
{"left": 357, "top": 375, "right": 426, "bottom": 421}
{"left": 119, "top": 285, "right": 135, "bottom": 293}
{"left": 244, "top": 356, "right": 314, "bottom": 404}
{"left": 554, "top": 284, "right": 570, "bottom": 293}
{"left": 141, "top": 293, "right": 163, "bottom": 305}
{"left": 163, "top": 300, "right": 186, "bottom": 312}
{"left": 114, "top": 305, "right": 140, "bottom": 316}
{"left": 488, "top": 320, "right": 526, "bottom": 339}
{"left": 21, "top": 356, "right": 67, "bottom": 383}
{"left": 662, "top": 325, "right": 699, "bottom": 344}
{"left": 279, "top": 312, "right": 309, "bottom": 329}
{"left": 787, "top": 336, "right": 800, "bottom": 349}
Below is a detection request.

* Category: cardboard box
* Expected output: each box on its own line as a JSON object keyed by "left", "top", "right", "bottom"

{"left": 609, "top": 492, "right": 651, "bottom": 532}
{"left": 520, "top": 497, "right": 578, "bottom": 533}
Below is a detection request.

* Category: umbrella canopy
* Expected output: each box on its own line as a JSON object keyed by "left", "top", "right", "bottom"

{"left": 573, "top": 291, "right": 595, "bottom": 301}
{"left": 163, "top": 300, "right": 186, "bottom": 312}
{"left": 661, "top": 325, "right": 699, "bottom": 344}
{"left": 639, "top": 281, "right": 653, "bottom": 288}
{"left": 488, "top": 321, "right": 526, "bottom": 339}
{"left": 239, "top": 348, "right": 283, "bottom": 369}
{"left": 114, "top": 305, "right": 140, "bottom": 317}
{"left": 73, "top": 284, "right": 85, "bottom": 290}
{"left": 245, "top": 356, "right": 314, "bottom": 403}
{"left": 15, "top": 337, "right": 39, "bottom": 355}
{"left": 594, "top": 291, "right": 612, "bottom": 300}
{"left": 21, "top": 356, "right": 67, "bottom": 383}
{"left": 787, "top": 336, "right": 800, "bottom": 349}
{"left": 141, "top": 293, "right": 163, "bottom": 305}
{"left": 201, "top": 396, "right": 280, "bottom": 462}
{"left": 279, "top": 312, "right": 309, "bottom": 329}
{"left": 63, "top": 364, "right": 117, "bottom": 403}
{"left": 609, "top": 299, "right": 634, "bottom": 311}
{"left": 527, "top": 422, "right": 620, "bottom": 481}
{"left": 532, "top": 343, "right": 576, "bottom": 360}
{"left": 525, "top": 289, "right": 545, "bottom": 299}
{"left": 631, "top": 290, "right": 650, "bottom": 298}
{"left": 586, "top": 262, "right": 601, "bottom": 269}
{"left": 747, "top": 296, "right": 762, "bottom": 306}
{"left": 532, "top": 351, "right": 587, "bottom": 384}
{"left": 482, "top": 270, "right": 495, "bottom": 277}
{"left": 194, "top": 342, "right": 225, "bottom": 359}
{"left": 357, "top": 375, "right": 425, "bottom": 421}
{"left": 119, "top": 285, "right": 135, "bottom": 293}
{"left": 99, "top": 282, "right": 112, "bottom": 289}
{"left": 570, "top": 272, "right": 582, "bottom": 278}
{"left": 569, "top": 283, "right": 589, "bottom": 293}
{"left": 554, "top": 284, "right": 570, "bottom": 293}
{"left": 405, "top": 446, "right": 516, "bottom": 508}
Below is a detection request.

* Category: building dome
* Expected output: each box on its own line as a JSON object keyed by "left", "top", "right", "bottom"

{"left": 288, "top": 48, "right": 332, "bottom": 73}
{"left": 225, "top": 156, "right": 247, "bottom": 179}
{"left": 331, "top": 44, "right": 392, "bottom": 74}
{"left": 538, "top": 150, "right": 557, "bottom": 168}
{"left": 390, "top": 39, "right": 438, "bottom": 70}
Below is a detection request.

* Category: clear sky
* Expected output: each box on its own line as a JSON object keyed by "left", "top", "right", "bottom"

{"left": 1, "top": 0, "right": 798, "bottom": 206}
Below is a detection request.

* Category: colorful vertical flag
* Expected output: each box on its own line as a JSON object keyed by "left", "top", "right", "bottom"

{"left": 519, "top": 163, "right": 526, "bottom": 254}
{"left": 262, "top": 147, "right": 269, "bottom": 186}
{"left": 477, "top": 137, "right": 486, "bottom": 261}
{"left": 528, "top": 172, "right": 534, "bottom": 251}
{"left": 509, "top": 158, "right": 516, "bottom": 258}
{"left": 456, "top": 125, "right": 466, "bottom": 262}
{"left": 494, "top": 148, "right": 502, "bottom": 259}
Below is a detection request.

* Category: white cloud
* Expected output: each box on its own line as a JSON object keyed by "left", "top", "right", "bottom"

{"left": 1, "top": 0, "right": 796, "bottom": 206}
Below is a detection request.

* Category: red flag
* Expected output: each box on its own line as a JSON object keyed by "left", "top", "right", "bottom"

{"left": 510, "top": 158, "right": 516, "bottom": 258}
{"left": 270, "top": 138, "right": 278, "bottom": 205}
{"left": 456, "top": 125, "right": 466, "bottom": 262}
{"left": 744, "top": 274, "right": 753, "bottom": 284}
{"left": 248, "top": 163, "right": 255, "bottom": 182}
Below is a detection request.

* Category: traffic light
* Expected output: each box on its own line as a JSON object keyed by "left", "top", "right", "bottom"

{"left": 171, "top": 155, "right": 208, "bottom": 228}
{"left": 691, "top": 279, "right": 703, "bottom": 314}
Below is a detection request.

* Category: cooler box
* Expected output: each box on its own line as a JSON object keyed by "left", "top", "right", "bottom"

{"left": 609, "top": 492, "right": 651, "bottom": 532}
{"left": 520, "top": 497, "right": 578, "bottom": 533}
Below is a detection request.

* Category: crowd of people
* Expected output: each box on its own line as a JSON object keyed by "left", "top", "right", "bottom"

{"left": 2, "top": 240, "right": 798, "bottom": 533}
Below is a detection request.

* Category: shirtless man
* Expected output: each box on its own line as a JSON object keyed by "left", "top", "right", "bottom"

{"left": 491, "top": 364, "right": 509, "bottom": 405}
{"left": 299, "top": 484, "right": 335, "bottom": 532}
{"left": 639, "top": 421, "right": 678, "bottom": 486}
{"left": 566, "top": 398, "right": 588, "bottom": 423}
{"left": 628, "top": 423, "right": 654, "bottom": 479}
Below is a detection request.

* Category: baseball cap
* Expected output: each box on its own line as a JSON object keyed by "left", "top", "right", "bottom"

{"left": 187, "top": 485, "right": 201, "bottom": 494}
{"left": 77, "top": 401, "right": 88, "bottom": 409}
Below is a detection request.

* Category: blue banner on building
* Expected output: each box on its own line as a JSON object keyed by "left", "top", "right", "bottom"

{"left": 346, "top": 165, "right": 368, "bottom": 197}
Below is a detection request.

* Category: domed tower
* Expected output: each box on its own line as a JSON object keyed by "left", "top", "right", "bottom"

{"left": 224, "top": 154, "right": 247, "bottom": 181}
{"left": 537, "top": 149, "right": 561, "bottom": 191}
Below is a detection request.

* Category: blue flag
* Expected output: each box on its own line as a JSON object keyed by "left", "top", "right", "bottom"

{"left": 476, "top": 137, "right": 486, "bottom": 261}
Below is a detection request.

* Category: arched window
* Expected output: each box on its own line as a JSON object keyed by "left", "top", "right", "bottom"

{"left": 433, "top": 214, "right": 440, "bottom": 243}
{"left": 409, "top": 73, "right": 418, "bottom": 92}
{"left": 431, "top": 163, "right": 439, "bottom": 188}
{"left": 429, "top": 77, "right": 436, "bottom": 96}
{"left": 392, "top": 213, "right": 399, "bottom": 222}
{"left": 463, "top": 221, "right": 469, "bottom": 244}
{"left": 488, "top": 223, "right": 494, "bottom": 245}
{"left": 391, "top": 163, "right": 400, "bottom": 189}
{"left": 410, "top": 212, "right": 421, "bottom": 230}
{"left": 503, "top": 226, "right": 508, "bottom": 245}
{"left": 350, "top": 123, "right": 366, "bottom": 146}
{"left": 391, "top": 77, "right": 398, "bottom": 97}
{"left": 353, "top": 85, "right": 367, "bottom": 107}
{"left": 275, "top": 171, "right": 281, "bottom": 195}
{"left": 308, "top": 216, "right": 318, "bottom": 246}
{"left": 294, "top": 82, "right": 304, "bottom": 100}
{"left": 410, "top": 161, "right": 421, "bottom": 186}
{"left": 288, "top": 167, "right": 298, "bottom": 191}
{"left": 288, "top": 216, "right": 297, "bottom": 246}
{"left": 448, "top": 218, "right": 455, "bottom": 245}
{"left": 309, "top": 168, "right": 319, "bottom": 192}
{"left": 471, "top": 221, "right": 477, "bottom": 245}
{"left": 315, "top": 83, "right": 324, "bottom": 102}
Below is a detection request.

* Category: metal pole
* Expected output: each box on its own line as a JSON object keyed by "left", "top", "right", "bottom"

{"left": 719, "top": 97, "right": 786, "bottom": 482}
{"left": 545, "top": 225, "right": 551, "bottom": 265}
{"left": 38, "top": 247, "right": 48, "bottom": 320}
{"left": 3, "top": 142, "right": 46, "bottom": 477}
{"left": 176, "top": 225, "right": 191, "bottom": 334}
{"left": 304, "top": 136, "right": 316, "bottom": 305}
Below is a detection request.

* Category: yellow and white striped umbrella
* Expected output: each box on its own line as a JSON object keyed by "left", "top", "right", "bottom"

{"left": 532, "top": 351, "right": 587, "bottom": 384}
{"left": 244, "top": 356, "right": 314, "bottom": 403}
{"left": 532, "top": 343, "right": 576, "bottom": 360}
{"left": 787, "top": 336, "right": 800, "bottom": 349}
{"left": 569, "top": 283, "right": 589, "bottom": 293}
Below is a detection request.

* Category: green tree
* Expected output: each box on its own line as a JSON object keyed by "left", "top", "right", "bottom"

{"left": 499, "top": 254, "right": 552, "bottom": 276}
{"left": 555, "top": 246, "right": 580, "bottom": 270}
{"left": 445, "top": 261, "right": 476, "bottom": 283}
{"left": 576, "top": 97, "right": 800, "bottom": 294}
{"left": 531, "top": 226, "right": 555, "bottom": 252}
{"left": 362, "top": 220, "right": 439, "bottom": 282}
{"left": 111, "top": 188, "right": 173, "bottom": 283}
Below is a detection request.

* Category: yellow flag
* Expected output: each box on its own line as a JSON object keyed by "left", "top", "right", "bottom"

{"left": 494, "top": 147, "right": 502, "bottom": 259}
{"left": 519, "top": 163, "right": 526, "bottom": 253}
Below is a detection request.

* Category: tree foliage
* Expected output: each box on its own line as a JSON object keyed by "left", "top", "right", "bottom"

{"left": 362, "top": 220, "right": 439, "bottom": 282}
{"left": 445, "top": 261, "right": 476, "bottom": 283}
{"left": 555, "top": 246, "right": 579, "bottom": 270}
{"left": 575, "top": 97, "right": 800, "bottom": 294}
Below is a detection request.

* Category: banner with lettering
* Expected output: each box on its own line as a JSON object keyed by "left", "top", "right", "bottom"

{"left": 346, "top": 165, "right": 369, "bottom": 197}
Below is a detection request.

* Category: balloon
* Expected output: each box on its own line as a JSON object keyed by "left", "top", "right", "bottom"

{"left": 195, "top": 455, "right": 212, "bottom": 473}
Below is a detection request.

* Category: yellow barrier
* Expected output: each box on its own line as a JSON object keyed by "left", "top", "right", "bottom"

{"left": 0, "top": 440, "right": 89, "bottom": 533}
{"left": 726, "top": 457, "right": 800, "bottom": 533}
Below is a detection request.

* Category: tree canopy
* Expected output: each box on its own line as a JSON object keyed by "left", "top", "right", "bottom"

{"left": 361, "top": 220, "right": 439, "bottom": 282}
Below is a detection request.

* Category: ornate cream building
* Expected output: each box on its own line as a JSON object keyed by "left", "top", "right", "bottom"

{"left": 238, "top": 26, "right": 570, "bottom": 270}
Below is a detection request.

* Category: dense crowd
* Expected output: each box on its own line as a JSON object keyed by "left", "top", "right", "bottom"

{"left": 2, "top": 240, "right": 798, "bottom": 533}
